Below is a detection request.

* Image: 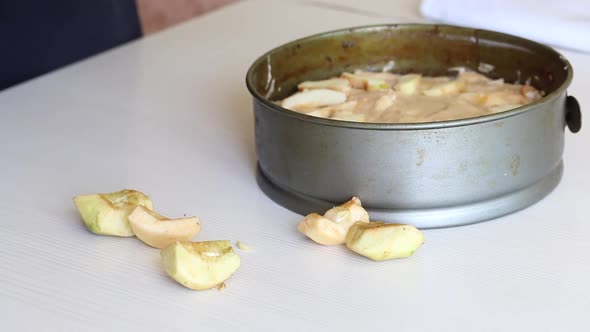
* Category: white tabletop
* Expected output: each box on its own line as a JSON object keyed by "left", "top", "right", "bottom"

{"left": 1, "top": 0, "right": 589, "bottom": 331}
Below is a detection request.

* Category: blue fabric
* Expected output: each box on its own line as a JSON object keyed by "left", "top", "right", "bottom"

{"left": 0, "top": 0, "right": 142, "bottom": 90}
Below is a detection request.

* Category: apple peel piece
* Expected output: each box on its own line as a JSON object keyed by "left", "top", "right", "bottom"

{"left": 345, "top": 222, "right": 424, "bottom": 261}
{"left": 218, "top": 282, "right": 227, "bottom": 291}
{"left": 73, "top": 189, "right": 153, "bottom": 237}
{"left": 235, "top": 241, "right": 251, "bottom": 252}
{"left": 128, "top": 205, "right": 200, "bottom": 249}
{"left": 161, "top": 241, "right": 241, "bottom": 291}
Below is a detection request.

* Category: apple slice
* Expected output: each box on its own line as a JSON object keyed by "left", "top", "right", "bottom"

{"left": 330, "top": 111, "right": 366, "bottom": 122}
{"left": 298, "top": 78, "right": 351, "bottom": 93}
{"left": 484, "top": 90, "right": 527, "bottom": 107}
{"left": 297, "top": 213, "right": 346, "bottom": 245}
{"left": 340, "top": 72, "right": 367, "bottom": 89}
{"left": 297, "top": 197, "right": 370, "bottom": 245}
{"left": 458, "top": 92, "right": 487, "bottom": 105}
{"left": 375, "top": 94, "right": 396, "bottom": 112}
{"left": 323, "top": 197, "right": 370, "bottom": 226}
{"left": 161, "top": 241, "right": 240, "bottom": 291}
{"left": 303, "top": 101, "right": 357, "bottom": 119}
{"left": 353, "top": 70, "right": 398, "bottom": 80}
{"left": 365, "top": 78, "right": 390, "bottom": 91}
{"left": 345, "top": 222, "right": 424, "bottom": 261}
{"left": 457, "top": 71, "right": 490, "bottom": 83}
{"left": 128, "top": 206, "right": 200, "bottom": 249}
{"left": 520, "top": 85, "right": 541, "bottom": 100}
{"left": 394, "top": 74, "right": 422, "bottom": 95}
{"left": 73, "top": 189, "right": 153, "bottom": 236}
{"left": 280, "top": 89, "right": 347, "bottom": 110}
{"left": 341, "top": 72, "right": 390, "bottom": 91}
{"left": 423, "top": 80, "right": 466, "bottom": 96}
{"left": 303, "top": 107, "right": 334, "bottom": 119}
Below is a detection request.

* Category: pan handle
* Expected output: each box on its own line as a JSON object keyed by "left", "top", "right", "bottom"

{"left": 566, "top": 95, "right": 581, "bottom": 133}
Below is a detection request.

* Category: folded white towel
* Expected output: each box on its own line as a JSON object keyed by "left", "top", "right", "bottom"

{"left": 420, "top": 0, "right": 590, "bottom": 53}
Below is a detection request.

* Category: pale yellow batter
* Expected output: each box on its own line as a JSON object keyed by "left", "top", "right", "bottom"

{"left": 279, "top": 70, "right": 542, "bottom": 123}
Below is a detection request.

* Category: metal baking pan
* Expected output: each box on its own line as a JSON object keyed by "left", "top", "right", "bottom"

{"left": 246, "top": 24, "right": 581, "bottom": 228}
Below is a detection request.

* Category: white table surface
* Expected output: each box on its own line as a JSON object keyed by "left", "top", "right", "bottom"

{"left": 1, "top": 0, "right": 589, "bottom": 331}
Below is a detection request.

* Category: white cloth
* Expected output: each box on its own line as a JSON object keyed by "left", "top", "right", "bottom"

{"left": 420, "top": 0, "right": 590, "bottom": 53}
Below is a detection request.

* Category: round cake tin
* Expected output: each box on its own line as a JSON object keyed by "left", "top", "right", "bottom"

{"left": 246, "top": 24, "right": 581, "bottom": 228}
